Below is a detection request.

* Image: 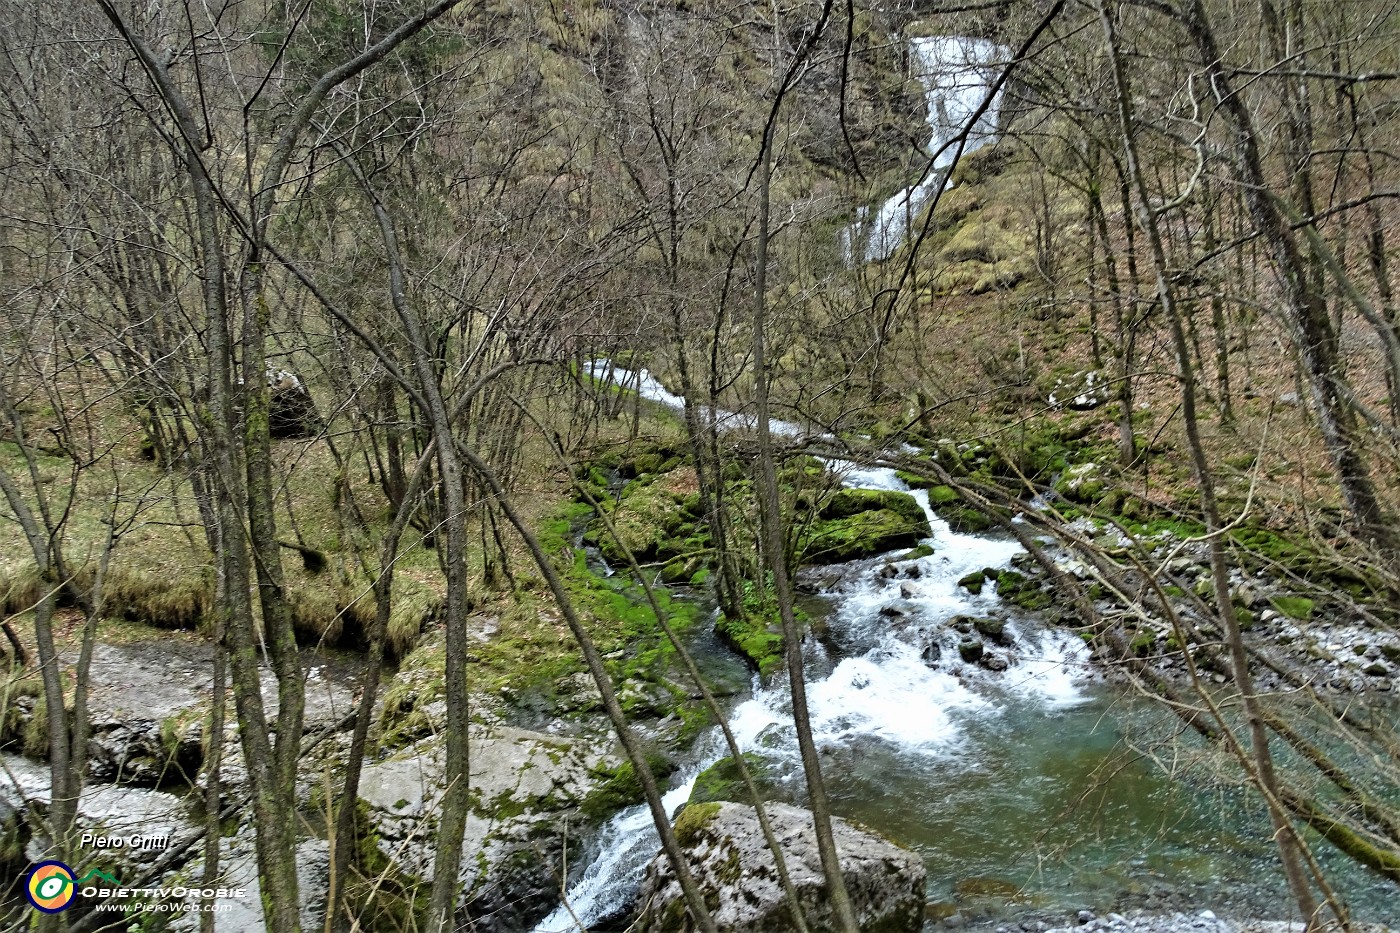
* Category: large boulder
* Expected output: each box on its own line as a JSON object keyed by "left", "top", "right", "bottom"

{"left": 357, "top": 725, "right": 620, "bottom": 933}
{"left": 635, "top": 801, "right": 925, "bottom": 933}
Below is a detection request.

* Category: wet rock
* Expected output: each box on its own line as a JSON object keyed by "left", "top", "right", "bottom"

{"left": 959, "top": 639, "right": 984, "bottom": 663}
{"left": 981, "top": 653, "right": 1009, "bottom": 672}
{"left": 974, "top": 617, "right": 1012, "bottom": 645}
{"left": 922, "top": 641, "right": 943, "bottom": 666}
{"left": 879, "top": 563, "right": 899, "bottom": 580}
{"left": 358, "top": 725, "right": 618, "bottom": 933}
{"left": 1077, "top": 910, "right": 1096, "bottom": 924}
{"left": 1363, "top": 661, "right": 1390, "bottom": 677}
{"left": 957, "top": 571, "right": 985, "bottom": 595}
{"left": 950, "top": 615, "right": 975, "bottom": 634}
{"left": 879, "top": 605, "right": 910, "bottom": 623}
{"left": 635, "top": 801, "right": 925, "bottom": 933}
{"left": 900, "top": 582, "right": 919, "bottom": 599}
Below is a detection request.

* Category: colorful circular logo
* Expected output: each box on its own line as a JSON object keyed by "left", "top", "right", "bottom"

{"left": 26, "top": 861, "right": 76, "bottom": 913}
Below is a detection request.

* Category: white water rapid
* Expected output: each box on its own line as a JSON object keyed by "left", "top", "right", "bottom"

{"left": 531, "top": 364, "right": 1091, "bottom": 933}
{"left": 847, "top": 36, "right": 1007, "bottom": 262}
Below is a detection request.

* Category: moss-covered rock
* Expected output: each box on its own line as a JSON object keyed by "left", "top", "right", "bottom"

{"left": 895, "top": 470, "right": 936, "bottom": 490}
{"left": 716, "top": 613, "right": 784, "bottom": 677}
{"left": 945, "top": 507, "right": 993, "bottom": 534}
{"left": 800, "top": 508, "right": 930, "bottom": 564}
{"left": 926, "top": 484, "right": 959, "bottom": 507}
{"left": 1270, "top": 596, "right": 1315, "bottom": 621}
{"left": 598, "top": 476, "right": 696, "bottom": 564}
{"left": 819, "top": 488, "right": 928, "bottom": 527}
{"left": 994, "top": 570, "right": 1053, "bottom": 611}
{"left": 957, "top": 570, "right": 985, "bottom": 595}
{"left": 688, "top": 753, "right": 778, "bottom": 806}
{"left": 1055, "top": 462, "right": 1107, "bottom": 504}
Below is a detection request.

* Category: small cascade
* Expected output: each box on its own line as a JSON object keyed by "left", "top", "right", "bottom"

{"left": 535, "top": 363, "right": 1091, "bottom": 933}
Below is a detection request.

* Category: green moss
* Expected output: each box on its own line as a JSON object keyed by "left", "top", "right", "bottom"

{"left": 899, "top": 544, "right": 935, "bottom": 561}
{"left": 945, "top": 507, "right": 993, "bottom": 534}
{"left": 926, "top": 485, "right": 959, "bottom": 507}
{"left": 688, "top": 753, "right": 776, "bottom": 806}
{"left": 994, "top": 570, "right": 1052, "bottom": 611}
{"left": 819, "top": 489, "right": 927, "bottom": 527}
{"left": 800, "top": 508, "right": 929, "bottom": 564}
{"left": 1269, "top": 596, "right": 1315, "bottom": 621}
{"left": 1130, "top": 631, "right": 1156, "bottom": 657}
{"left": 673, "top": 801, "right": 722, "bottom": 847}
{"left": 957, "top": 571, "right": 985, "bottom": 595}
{"left": 716, "top": 612, "right": 784, "bottom": 677}
{"left": 895, "top": 470, "right": 936, "bottom": 490}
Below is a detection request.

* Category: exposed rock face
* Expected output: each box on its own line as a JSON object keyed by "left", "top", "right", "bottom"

{"left": 635, "top": 801, "right": 926, "bottom": 933}
{"left": 358, "top": 725, "right": 618, "bottom": 933}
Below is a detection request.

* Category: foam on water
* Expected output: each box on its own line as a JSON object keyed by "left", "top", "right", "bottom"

{"left": 807, "top": 648, "right": 987, "bottom": 749}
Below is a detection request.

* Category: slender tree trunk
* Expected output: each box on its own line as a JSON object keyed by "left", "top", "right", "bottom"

{"left": 750, "top": 118, "right": 861, "bottom": 933}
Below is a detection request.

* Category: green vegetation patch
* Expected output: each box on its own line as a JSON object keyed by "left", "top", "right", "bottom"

{"left": 1269, "top": 596, "right": 1315, "bottom": 621}
{"left": 716, "top": 612, "right": 784, "bottom": 678}
{"left": 673, "top": 801, "right": 722, "bottom": 847}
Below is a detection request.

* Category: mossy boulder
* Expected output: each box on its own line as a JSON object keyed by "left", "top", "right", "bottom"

{"left": 1269, "top": 596, "right": 1315, "bottom": 621}
{"left": 957, "top": 571, "right": 985, "bottom": 595}
{"left": 688, "top": 753, "right": 779, "bottom": 806}
{"left": 800, "top": 491, "right": 931, "bottom": 565}
{"left": 994, "top": 570, "right": 1053, "bottom": 611}
{"left": 926, "top": 484, "right": 959, "bottom": 508}
{"left": 973, "top": 617, "right": 1009, "bottom": 644}
{"left": 819, "top": 488, "right": 928, "bottom": 527}
{"left": 716, "top": 613, "right": 785, "bottom": 677}
{"left": 945, "top": 507, "right": 993, "bottom": 534}
{"left": 1054, "top": 462, "right": 1107, "bottom": 504}
{"left": 598, "top": 477, "right": 696, "bottom": 564}
{"left": 636, "top": 802, "right": 926, "bottom": 933}
{"left": 895, "top": 470, "right": 937, "bottom": 490}
{"left": 899, "top": 543, "right": 936, "bottom": 561}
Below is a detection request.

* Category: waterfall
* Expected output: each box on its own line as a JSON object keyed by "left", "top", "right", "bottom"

{"left": 848, "top": 36, "right": 1008, "bottom": 262}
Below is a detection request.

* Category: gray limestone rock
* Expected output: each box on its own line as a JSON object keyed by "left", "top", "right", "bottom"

{"left": 358, "top": 725, "right": 618, "bottom": 933}
{"left": 634, "top": 800, "right": 925, "bottom": 933}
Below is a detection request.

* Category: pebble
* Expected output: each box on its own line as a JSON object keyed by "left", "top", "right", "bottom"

{"left": 1029, "top": 906, "right": 1395, "bottom": 933}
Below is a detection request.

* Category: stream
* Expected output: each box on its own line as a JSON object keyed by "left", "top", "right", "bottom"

{"left": 536, "top": 365, "right": 1399, "bottom": 932}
